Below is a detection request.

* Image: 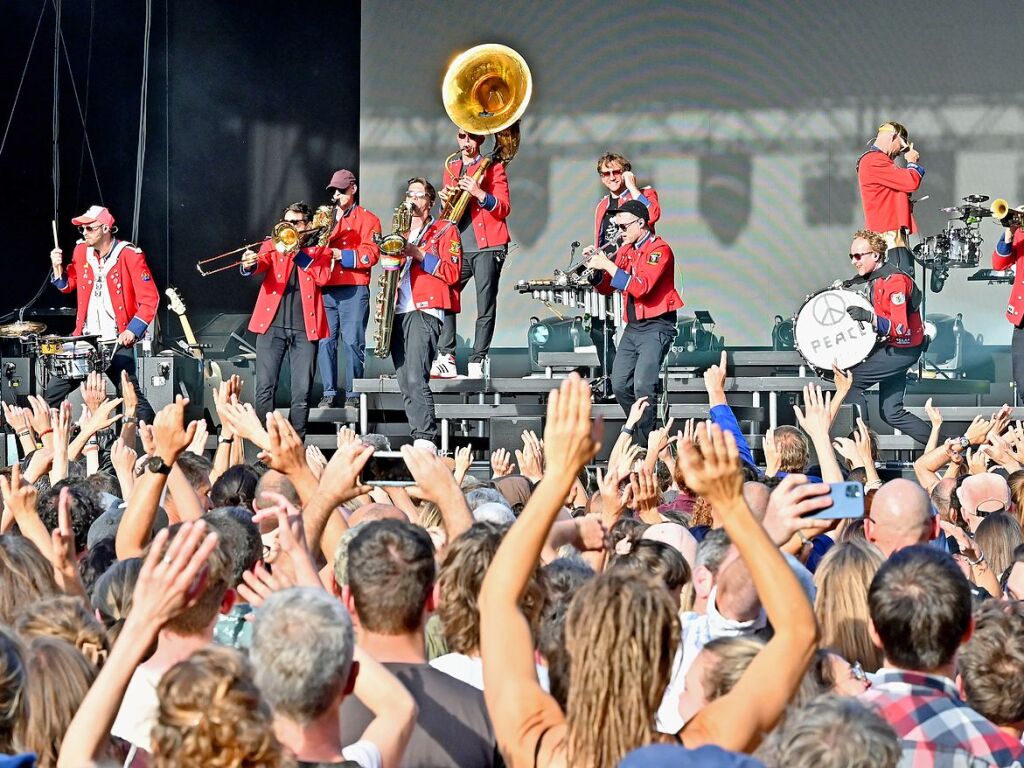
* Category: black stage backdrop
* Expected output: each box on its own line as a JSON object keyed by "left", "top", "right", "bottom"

{"left": 1, "top": 0, "right": 360, "bottom": 337}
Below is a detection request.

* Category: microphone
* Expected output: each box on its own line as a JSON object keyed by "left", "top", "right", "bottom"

{"left": 570, "top": 240, "right": 581, "bottom": 249}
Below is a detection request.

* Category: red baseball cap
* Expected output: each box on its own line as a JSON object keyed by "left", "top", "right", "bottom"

{"left": 71, "top": 205, "right": 115, "bottom": 228}
{"left": 326, "top": 169, "right": 356, "bottom": 191}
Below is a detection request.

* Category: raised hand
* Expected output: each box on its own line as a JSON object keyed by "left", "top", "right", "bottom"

{"left": 80, "top": 371, "right": 107, "bottom": 414}
{"left": 675, "top": 423, "right": 743, "bottom": 511}
{"left": 762, "top": 474, "right": 834, "bottom": 547}
{"left": 25, "top": 395, "right": 53, "bottom": 440}
{"left": 82, "top": 396, "right": 124, "bottom": 435}
{"left": 2, "top": 401, "right": 31, "bottom": 435}
{"left": 924, "top": 397, "right": 942, "bottom": 429}
{"left": 110, "top": 438, "right": 138, "bottom": 485}
{"left": 625, "top": 396, "right": 650, "bottom": 429}
{"left": 454, "top": 444, "right": 473, "bottom": 485}
{"left": 237, "top": 562, "right": 290, "bottom": 608}
{"left": 966, "top": 448, "right": 989, "bottom": 476}
{"left": 964, "top": 415, "right": 994, "bottom": 446}
{"left": 23, "top": 445, "right": 54, "bottom": 484}
{"left": 515, "top": 429, "right": 545, "bottom": 482}
{"left": 629, "top": 465, "right": 661, "bottom": 523}
{"left": 51, "top": 487, "right": 87, "bottom": 598}
{"left": 490, "top": 447, "right": 515, "bottom": 478}
{"left": 336, "top": 425, "right": 359, "bottom": 449}
{"left": 987, "top": 404, "right": 1013, "bottom": 443}
{"left": 831, "top": 362, "right": 853, "bottom": 399}
{"left": 401, "top": 444, "right": 461, "bottom": 505}
{"left": 645, "top": 418, "right": 675, "bottom": 470}
{"left": 257, "top": 412, "right": 308, "bottom": 477}
{"left": 138, "top": 420, "right": 156, "bottom": 456}
{"left": 704, "top": 350, "right": 728, "bottom": 404}
{"left": 594, "top": 464, "right": 628, "bottom": 529}
{"left": 575, "top": 515, "right": 609, "bottom": 551}
{"left": 186, "top": 419, "right": 209, "bottom": 456}
{"left": 120, "top": 370, "right": 139, "bottom": 416}
{"left": 831, "top": 436, "right": 861, "bottom": 468}
{"left": 317, "top": 440, "right": 373, "bottom": 505}
{"left": 251, "top": 491, "right": 321, "bottom": 589}
{"left": 542, "top": 374, "right": 602, "bottom": 478}
{"left": 305, "top": 445, "right": 328, "bottom": 480}
{"left": 221, "top": 396, "right": 271, "bottom": 450}
{"left": 763, "top": 426, "right": 782, "bottom": 476}
{"left": 793, "top": 383, "right": 833, "bottom": 440}
{"left": 152, "top": 396, "right": 198, "bottom": 464}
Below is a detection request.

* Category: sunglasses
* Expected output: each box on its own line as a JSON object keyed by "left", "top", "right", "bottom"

{"left": 78, "top": 223, "right": 104, "bottom": 233}
{"left": 405, "top": 191, "right": 428, "bottom": 199}
{"left": 599, "top": 169, "right": 623, "bottom": 178}
{"left": 849, "top": 252, "right": 876, "bottom": 261}
{"left": 615, "top": 219, "right": 640, "bottom": 230}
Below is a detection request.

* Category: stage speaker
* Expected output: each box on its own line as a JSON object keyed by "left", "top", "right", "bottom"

{"left": 198, "top": 313, "right": 256, "bottom": 359}
{"left": 0, "top": 357, "right": 33, "bottom": 405}
{"left": 490, "top": 416, "right": 543, "bottom": 454}
{"left": 137, "top": 354, "right": 204, "bottom": 419}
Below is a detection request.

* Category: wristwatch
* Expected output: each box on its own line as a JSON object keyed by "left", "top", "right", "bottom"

{"left": 146, "top": 456, "right": 172, "bottom": 475}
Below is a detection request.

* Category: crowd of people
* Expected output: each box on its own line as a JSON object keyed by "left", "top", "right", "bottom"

{"left": 1, "top": 349, "right": 1024, "bottom": 768}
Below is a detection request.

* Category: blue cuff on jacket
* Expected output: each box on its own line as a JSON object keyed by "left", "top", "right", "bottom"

{"left": 907, "top": 163, "right": 924, "bottom": 177}
{"left": 635, "top": 192, "right": 650, "bottom": 206}
{"left": 876, "top": 316, "right": 892, "bottom": 336}
{"left": 996, "top": 238, "right": 1014, "bottom": 256}
{"left": 51, "top": 275, "right": 68, "bottom": 289}
{"left": 339, "top": 249, "right": 357, "bottom": 269}
{"left": 610, "top": 269, "right": 631, "bottom": 291}
{"left": 294, "top": 251, "right": 314, "bottom": 270}
{"left": 422, "top": 252, "right": 441, "bottom": 275}
{"left": 127, "top": 317, "right": 149, "bottom": 337}
{"left": 481, "top": 193, "right": 497, "bottom": 211}
{"left": 240, "top": 264, "right": 254, "bottom": 276}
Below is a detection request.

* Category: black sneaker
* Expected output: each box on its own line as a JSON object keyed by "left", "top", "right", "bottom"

{"left": 317, "top": 396, "right": 335, "bottom": 409}
{"left": 345, "top": 397, "right": 360, "bottom": 409}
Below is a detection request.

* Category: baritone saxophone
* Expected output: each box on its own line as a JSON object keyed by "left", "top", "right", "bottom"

{"left": 371, "top": 201, "right": 414, "bottom": 358}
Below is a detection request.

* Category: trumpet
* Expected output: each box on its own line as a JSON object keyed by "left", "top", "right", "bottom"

{"left": 991, "top": 198, "right": 1024, "bottom": 228}
{"left": 196, "top": 220, "right": 327, "bottom": 277}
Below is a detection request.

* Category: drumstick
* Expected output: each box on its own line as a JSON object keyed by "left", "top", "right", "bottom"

{"left": 51, "top": 220, "right": 59, "bottom": 250}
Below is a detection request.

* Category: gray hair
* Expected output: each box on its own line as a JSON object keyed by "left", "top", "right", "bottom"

{"left": 695, "top": 528, "right": 731, "bottom": 574}
{"left": 250, "top": 587, "right": 354, "bottom": 724}
{"left": 360, "top": 433, "right": 391, "bottom": 451}
{"left": 756, "top": 695, "right": 900, "bottom": 768}
{"left": 465, "top": 487, "right": 512, "bottom": 512}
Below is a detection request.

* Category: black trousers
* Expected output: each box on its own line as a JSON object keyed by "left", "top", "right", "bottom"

{"left": 44, "top": 346, "right": 155, "bottom": 425}
{"left": 438, "top": 246, "right": 506, "bottom": 362}
{"left": 1013, "top": 323, "right": 1024, "bottom": 405}
{"left": 611, "top": 314, "right": 676, "bottom": 445}
{"left": 848, "top": 343, "right": 931, "bottom": 445}
{"left": 255, "top": 326, "right": 318, "bottom": 439}
{"left": 887, "top": 245, "right": 915, "bottom": 278}
{"left": 392, "top": 311, "right": 442, "bottom": 442}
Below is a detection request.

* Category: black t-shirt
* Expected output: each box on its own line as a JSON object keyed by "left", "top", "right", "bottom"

{"left": 271, "top": 257, "right": 306, "bottom": 331}
{"left": 340, "top": 662, "right": 503, "bottom": 768}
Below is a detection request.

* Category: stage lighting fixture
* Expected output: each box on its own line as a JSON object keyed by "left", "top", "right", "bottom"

{"left": 699, "top": 153, "right": 752, "bottom": 246}
{"left": 526, "top": 315, "right": 583, "bottom": 369}
{"left": 772, "top": 314, "right": 795, "bottom": 350}
{"left": 922, "top": 312, "right": 968, "bottom": 375}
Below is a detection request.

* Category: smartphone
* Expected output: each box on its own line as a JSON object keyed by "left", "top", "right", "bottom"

{"left": 359, "top": 451, "right": 415, "bottom": 486}
{"left": 802, "top": 481, "right": 865, "bottom": 520}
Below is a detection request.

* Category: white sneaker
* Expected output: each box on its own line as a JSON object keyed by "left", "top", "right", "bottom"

{"left": 466, "top": 361, "right": 484, "bottom": 379}
{"left": 430, "top": 353, "right": 458, "bottom": 379}
{"left": 413, "top": 438, "right": 438, "bottom": 455}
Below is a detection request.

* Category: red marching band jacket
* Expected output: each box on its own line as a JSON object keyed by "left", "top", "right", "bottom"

{"left": 442, "top": 157, "right": 511, "bottom": 248}
{"left": 324, "top": 204, "right": 382, "bottom": 287}
{"left": 241, "top": 240, "right": 334, "bottom": 341}
{"left": 857, "top": 147, "right": 924, "bottom": 234}
{"left": 870, "top": 268, "right": 925, "bottom": 347}
{"left": 992, "top": 229, "right": 1024, "bottom": 326}
{"left": 594, "top": 233, "right": 683, "bottom": 323}
{"left": 402, "top": 219, "right": 463, "bottom": 312}
{"left": 593, "top": 186, "right": 662, "bottom": 245}
{"left": 52, "top": 240, "right": 160, "bottom": 337}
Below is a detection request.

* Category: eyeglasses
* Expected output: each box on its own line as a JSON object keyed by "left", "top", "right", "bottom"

{"left": 599, "top": 169, "right": 623, "bottom": 178}
{"left": 78, "top": 223, "right": 103, "bottom": 233}
{"left": 405, "top": 191, "right": 428, "bottom": 199}
{"left": 283, "top": 218, "right": 307, "bottom": 225}
{"left": 457, "top": 132, "right": 470, "bottom": 140}
{"left": 849, "top": 252, "right": 876, "bottom": 261}
{"left": 849, "top": 661, "right": 868, "bottom": 683}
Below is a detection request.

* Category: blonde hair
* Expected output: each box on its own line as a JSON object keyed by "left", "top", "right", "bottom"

{"left": 565, "top": 571, "right": 679, "bottom": 768}
{"left": 774, "top": 426, "right": 809, "bottom": 474}
{"left": 16, "top": 638, "right": 96, "bottom": 767}
{"left": 813, "top": 539, "right": 886, "bottom": 672}
{"left": 700, "top": 636, "right": 766, "bottom": 701}
{"left": 0, "top": 535, "right": 60, "bottom": 625}
{"left": 16, "top": 596, "right": 109, "bottom": 668}
{"left": 152, "top": 646, "right": 290, "bottom": 768}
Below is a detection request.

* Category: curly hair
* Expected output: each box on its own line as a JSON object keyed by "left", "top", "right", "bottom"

{"left": 152, "top": 646, "right": 289, "bottom": 768}
{"left": 596, "top": 152, "right": 632, "bottom": 173}
{"left": 438, "top": 522, "right": 546, "bottom": 655}
{"left": 37, "top": 480, "right": 104, "bottom": 554}
{"left": 15, "top": 596, "right": 109, "bottom": 669}
{"left": 852, "top": 229, "right": 887, "bottom": 258}
{"left": 958, "top": 601, "right": 1024, "bottom": 726}
{"left": 565, "top": 571, "right": 680, "bottom": 768}
{"left": 0, "top": 535, "right": 60, "bottom": 625}
{"left": 16, "top": 637, "right": 96, "bottom": 768}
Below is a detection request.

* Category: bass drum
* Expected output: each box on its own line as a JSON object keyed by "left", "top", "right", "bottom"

{"left": 793, "top": 288, "right": 877, "bottom": 372}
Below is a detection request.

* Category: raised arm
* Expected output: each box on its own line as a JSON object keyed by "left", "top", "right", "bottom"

{"left": 678, "top": 426, "right": 819, "bottom": 753}
{"left": 479, "top": 375, "right": 601, "bottom": 766}
{"left": 793, "top": 384, "right": 844, "bottom": 483}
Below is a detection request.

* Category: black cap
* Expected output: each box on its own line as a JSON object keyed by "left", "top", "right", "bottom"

{"left": 606, "top": 199, "right": 650, "bottom": 223}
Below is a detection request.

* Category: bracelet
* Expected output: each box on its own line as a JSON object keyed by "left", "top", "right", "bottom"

{"left": 967, "top": 552, "right": 986, "bottom": 567}
{"left": 218, "top": 436, "right": 235, "bottom": 445}
{"left": 123, "top": 416, "right": 139, "bottom": 425}
{"left": 620, "top": 425, "right": 635, "bottom": 436}
{"left": 16, "top": 430, "right": 30, "bottom": 438}
{"left": 37, "top": 428, "right": 53, "bottom": 439}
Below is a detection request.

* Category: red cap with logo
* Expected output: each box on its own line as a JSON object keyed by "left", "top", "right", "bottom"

{"left": 71, "top": 205, "right": 116, "bottom": 228}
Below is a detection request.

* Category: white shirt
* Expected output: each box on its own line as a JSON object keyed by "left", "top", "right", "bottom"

{"left": 343, "top": 739, "right": 384, "bottom": 768}
{"left": 396, "top": 219, "right": 444, "bottom": 322}
{"left": 83, "top": 241, "right": 124, "bottom": 342}
{"left": 430, "top": 651, "right": 551, "bottom": 693}
{"left": 111, "top": 663, "right": 162, "bottom": 752}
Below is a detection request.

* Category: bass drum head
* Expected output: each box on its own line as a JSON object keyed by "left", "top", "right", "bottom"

{"left": 794, "top": 288, "right": 877, "bottom": 371}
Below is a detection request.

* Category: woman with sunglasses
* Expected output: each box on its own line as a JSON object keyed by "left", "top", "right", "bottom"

{"left": 841, "top": 229, "right": 931, "bottom": 445}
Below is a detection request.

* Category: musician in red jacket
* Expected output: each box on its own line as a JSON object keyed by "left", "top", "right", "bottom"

{"left": 992, "top": 213, "right": 1024, "bottom": 398}
{"left": 843, "top": 229, "right": 931, "bottom": 445}
{"left": 433, "top": 129, "right": 511, "bottom": 379}
{"left": 384, "top": 178, "right": 463, "bottom": 447}
{"left": 241, "top": 202, "right": 333, "bottom": 439}
{"left": 857, "top": 122, "right": 924, "bottom": 275}
{"left": 317, "top": 169, "right": 383, "bottom": 408}
{"left": 584, "top": 199, "right": 682, "bottom": 444}
{"left": 593, "top": 152, "right": 661, "bottom": 247}
{"left": 48, "top": 205, "right": 159, "bottom": 423}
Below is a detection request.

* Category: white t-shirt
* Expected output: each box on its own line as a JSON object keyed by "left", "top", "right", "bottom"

{"left": 396, "top": 220, "right": 444, "bottom": 322}
{"left": 342, "top": 739, "right": 384, "bottom": 768}
{"left": 111, "top": 663, "right": 162, "bottom": 751}
{"left": 83, "top": 242, "right": 124, "bottom": 342}
{"left": 430, "top": 651, "right": 551, "bottom": 693}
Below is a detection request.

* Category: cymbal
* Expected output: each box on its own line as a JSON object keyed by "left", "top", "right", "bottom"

{"left": 0, "top": 320, "right": 47, "bottom": 338}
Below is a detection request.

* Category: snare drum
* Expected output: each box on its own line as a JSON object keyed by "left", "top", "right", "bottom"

{"left": 946, "top": 227, "right": 982, "bottom": 268}
{"left": 39, "top": 337, "right": 110, "bottom": 381}
{"left": 912, "top": 234, "right": 950, "bottom": 267}
{"left": 793, "top": 288, "right": 877, "bottom": 372}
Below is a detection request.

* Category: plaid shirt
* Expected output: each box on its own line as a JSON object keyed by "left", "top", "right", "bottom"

{"left": 861, "top": 669, "right": 1024, "bottom": 767}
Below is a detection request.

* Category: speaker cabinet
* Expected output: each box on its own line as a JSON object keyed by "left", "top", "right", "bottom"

{"left": 0, "top": 357, "right": 33, "bottom": 405}
{"left": 137, "top": 355, "right": 205, "bottom": 419}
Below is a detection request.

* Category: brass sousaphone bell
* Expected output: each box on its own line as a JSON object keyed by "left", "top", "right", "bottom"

{"left": 440, "top": 44, "right": 532, "bottom": 223}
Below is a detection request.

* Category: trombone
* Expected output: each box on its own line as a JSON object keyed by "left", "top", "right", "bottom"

{"left": 196, "top": 221, "right": 325, "bottom": 277}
